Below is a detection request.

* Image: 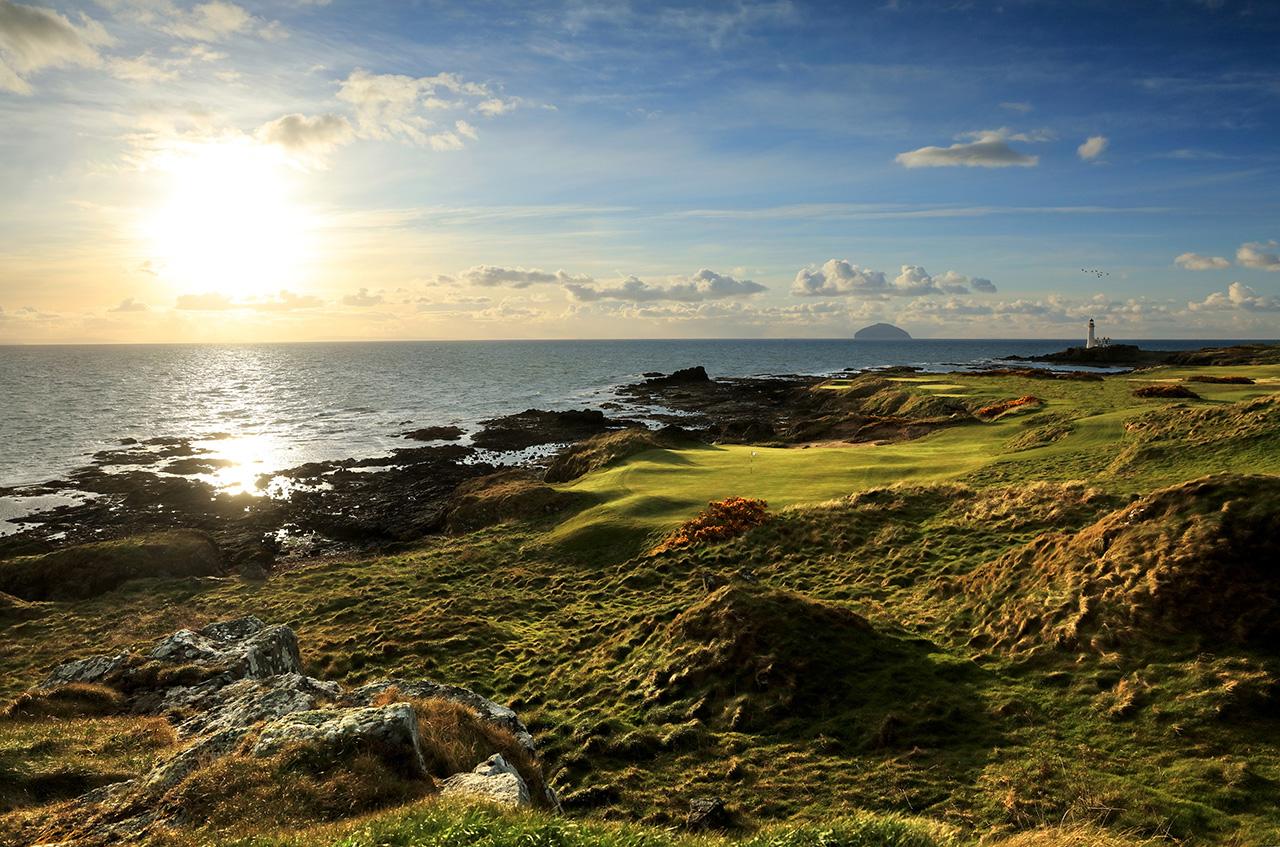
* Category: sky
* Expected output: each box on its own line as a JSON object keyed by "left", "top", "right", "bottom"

{"left": 1, "top": 0, "right": 1279, "bottom": 343}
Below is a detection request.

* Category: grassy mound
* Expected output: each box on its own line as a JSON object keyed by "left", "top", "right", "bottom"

{"left": 1, "top": 683, "right": 124, "bottom": 720}
{"left": 544, "top": 427, "right": 700, "bottom": 484}
{"left": 962, "top": 474, "right": 1280, "bottom": 653}
{"left": 615, "top": 584, "right": 977, "bottom": 749}
{"left": 0, "top": 530, "right": 222, "bottom": 601}
{"left": 0, "top": 592, "right": 43, "bottom": 622}
{"left": 1186, "top": 374, "right": 1255, "bottom": 385}
{"left": 446, "top": 470, "right": 587, "bottom": 533}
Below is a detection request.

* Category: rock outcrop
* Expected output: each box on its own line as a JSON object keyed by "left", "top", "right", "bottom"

{"left": 441, "top": 753, "right": 533, "bottom": 808}
{"left": 18, "top": 616, "right": 552, "bottom": 844}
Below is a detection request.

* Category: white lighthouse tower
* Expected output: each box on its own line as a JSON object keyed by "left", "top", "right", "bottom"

{"left": 1086, "top": 318, "right": 1097, "bottom": 349}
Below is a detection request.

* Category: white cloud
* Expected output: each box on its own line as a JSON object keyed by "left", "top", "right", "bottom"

{"left": 428, "top": 131, "right": 464, "bottom": 151}
{"left": 1077, "top": 134, "right": 1108, "bottom": 161}
{"left": 475, "top": 96, "right": 520, "bottom": 116}
{"left": 792, "top": 259, "right": 887, "bottom": 297}
{"left": 0, "top": 0, "right": 110, "bottom": 94}
{"left": 459, "top": 265, "right": 578, "bottom": 288}
{"left": 1237, "top": 240, "right": 1280, "bottom": 271}
{"left": 792, "top": 260, "right": 996, "bottom": 298}
{"left": 108, "top": 297, "right": 147, "bottom": 312}
{"left": 255, "top": 112, "right": 354, "bottom": 165}
{"left": 335, "top": 68, "right": 500, "bottom": 147}
{"left": 342, "top": 287, "right": 383, "bottom": 307}
{"left": 1189, "top": 282, "right": 1280, "bottom": 312}
{"left": 563, "top": 269, "right": 767, "bottom": 303}
{"left": 895, "top": 128, "right": 1042, "bottom": 169}
{"left": 1175, "top": 252, "right": 1230, "bottom": 270}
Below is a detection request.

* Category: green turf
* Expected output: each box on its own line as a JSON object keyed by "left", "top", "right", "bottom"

{"left": 3, "top": 365, "right": 1280, "bottom": 847}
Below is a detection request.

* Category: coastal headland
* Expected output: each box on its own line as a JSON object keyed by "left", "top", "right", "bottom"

{"left": 3, "top": 342, "right": 1280, "bottom": 846}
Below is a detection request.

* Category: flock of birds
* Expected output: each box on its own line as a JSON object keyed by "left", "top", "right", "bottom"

{"left": 1080, "top": 267, "right": 1111, "bottom": 278}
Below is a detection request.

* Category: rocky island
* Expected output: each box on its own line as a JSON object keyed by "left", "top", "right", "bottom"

{"left": 853, "top": 322, "right": 912, "bottom": 340}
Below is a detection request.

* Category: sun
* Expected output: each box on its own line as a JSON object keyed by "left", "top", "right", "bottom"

{"left": 141, "top": 138, "right": 313, "bottom": 300}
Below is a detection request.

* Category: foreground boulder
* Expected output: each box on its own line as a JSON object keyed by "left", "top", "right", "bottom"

{"left": 441, "top": 753, "right": 532, "bottom": 808}
{"left": 14, "top": 617, "right": 554, "bottom": 845}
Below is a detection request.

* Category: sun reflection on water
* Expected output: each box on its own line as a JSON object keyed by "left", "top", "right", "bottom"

{"left": 203, "top": 433, "right": 287, "bottom": 496}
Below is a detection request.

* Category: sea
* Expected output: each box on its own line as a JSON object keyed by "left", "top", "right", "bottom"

{"left": 0, "top": 338, "right": 1258, "bottom": 515}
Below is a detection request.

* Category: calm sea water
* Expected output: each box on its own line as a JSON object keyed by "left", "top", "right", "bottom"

{"left": 0, "top": 338, "right": 1252, "bottom": 492}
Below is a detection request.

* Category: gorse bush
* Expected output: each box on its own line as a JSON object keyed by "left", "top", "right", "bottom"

{"left": 652, "top": 498, "right": 769, "bottom": 554}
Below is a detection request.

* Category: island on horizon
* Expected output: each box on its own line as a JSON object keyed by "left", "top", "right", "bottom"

{"left": 853, "top": 322, "right": 912, "bottom": 340}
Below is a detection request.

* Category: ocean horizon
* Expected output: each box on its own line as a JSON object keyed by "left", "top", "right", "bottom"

{"left": 3, "top": 337, "right": 1266, "bottom": 493}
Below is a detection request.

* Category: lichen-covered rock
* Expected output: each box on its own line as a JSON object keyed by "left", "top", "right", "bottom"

{"left": 168, "top": 673, "right": 341, "bottom": 739}
{"left": 147, "top": 616, "right": 302, "bottom": 678}
{"left": 45, "top": 650, "right": 132, "bottom": 687}
{"left": 440, "top": 753, "right": 532, "bottom": 808}
{"left": 347, "top": 678, "right": 536, "bottom": 753}
{"left": 252, "top": 703, "right": 429, "bottom": 778}
{"left": 43, "top": 615, "right": 302, "bottom": 692}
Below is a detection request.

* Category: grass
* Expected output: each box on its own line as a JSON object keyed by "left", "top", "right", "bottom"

{"left": 3, "top": 365, "right": 1280, "bottom": 845}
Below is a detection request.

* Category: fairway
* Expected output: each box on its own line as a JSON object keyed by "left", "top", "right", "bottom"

{"left": 555, "top": 365, "right": 1280, "bottom": 544}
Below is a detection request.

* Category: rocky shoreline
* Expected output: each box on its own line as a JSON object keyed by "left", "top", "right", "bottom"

{"left": 5, "top": 343, "right": 1276, "bottom": 575}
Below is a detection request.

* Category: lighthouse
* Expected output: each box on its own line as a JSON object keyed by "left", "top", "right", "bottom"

{"left": 1086, "top": 318, "right": 1097, "bottom": 349}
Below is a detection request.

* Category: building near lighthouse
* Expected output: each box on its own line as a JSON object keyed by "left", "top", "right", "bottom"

{"left": 1085, "top": 318, "right": 1111, "bottom": 349}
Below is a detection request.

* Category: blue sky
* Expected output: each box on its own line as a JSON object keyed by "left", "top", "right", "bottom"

{"left": 1, "top": 0, "right": 1278, "bottom": 341}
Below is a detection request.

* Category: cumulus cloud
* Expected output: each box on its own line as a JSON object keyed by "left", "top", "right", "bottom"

{"left": 792, "top": 260, "right": 887, "bottom": 297}
{"left": 792, "top": 260, "right": 996, "bottom": 297}
{"left": 1077, "top": 134, "right": 1108, "bottom": 161}
{"left": 457, "top": 265, "right": 580, "bottom": 288}
{"left": 109, "top": 297, "right": 147, "bottom": 312}
{"left": 895, "top": 128, "right": 1042, "bottom": 169}
{"left": 0, "top": 0, "right": 110, "bottom": 94}
{"left": 1237, "top": 240, "right": 1280, "bottom": 271}
{"left": 341, "top": 287, "right": 383, "bottom": 307}
{"left": 563, "top": 269, "right": 767, "bottom": 303}
{"left": 1189, "top": 282, "right": 1280, "bottom": 312}
{"left": 475, "top": 96, "right": 520, "bottom": 116}
{"left": 1175, "top": 252, "right": 1230, "bottom": 270}
{"left": 335, "top": 68, "right": 500, "bottom": 147}
{"left": 255, "top": 112, "right": 354, "bottom": 165}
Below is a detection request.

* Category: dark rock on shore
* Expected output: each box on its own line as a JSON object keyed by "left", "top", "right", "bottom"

{"left": 643, "top": 366, "right": 710, "bottom": 386}
{"left": 1010, "top": 344, "right": 1169, "bottom": 366}
{"left": 401, "top": 425, "right": 465, "bottom": 441}
{"left": 0, "top": 444, "right": 493, "bottom": 572}
{"left": 473, "top": 408, "right": 619, "bottom": 451}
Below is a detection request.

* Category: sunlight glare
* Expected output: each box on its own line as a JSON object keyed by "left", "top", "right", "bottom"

{"left": 141, "top": 139, "right": 313, "bottom": 300}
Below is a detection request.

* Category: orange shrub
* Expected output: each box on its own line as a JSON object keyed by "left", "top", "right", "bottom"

{"left": 652, "top": 497, "right": 769, "bottom": 554}
{"left": 975, "top": 395, "right": 1042, "bottom": 419}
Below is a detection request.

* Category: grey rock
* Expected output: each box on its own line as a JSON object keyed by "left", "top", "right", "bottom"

{"left": 44, "top": 651, "right": 131, "bottom": 687}
{"left": 440, "top": 753, "right": 532, "bottom": 808}
{"left": 170, "top": 673, "right": 342, "bottom": 739}
{"left": 148, "top": 616, "right": 301, "bottom": 678}
{"left": 347, "top": 678, "right": 535, "bottom": 753}
{"left": 252, "top": 703, "right": 429, "bottom": 778}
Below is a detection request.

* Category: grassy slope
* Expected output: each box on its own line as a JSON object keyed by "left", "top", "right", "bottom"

{"left": 3, "top": 366, "right": 1280, "bottom": 846}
